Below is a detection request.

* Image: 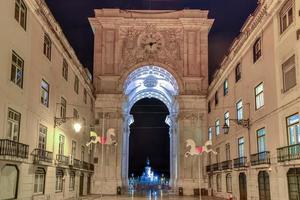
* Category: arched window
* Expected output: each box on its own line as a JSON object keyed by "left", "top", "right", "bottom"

{"left": 253, "top": 38, "right": 262, "bottom": 63}
{"left": 217, "top": 174, "right": 222, "bottom": 192}
{"left": 69, "top": 171, "right": 75, "bottom": 191}
{"left": 226, "top": 173, "right": 232, "bottom": 193}
{"left": 55, "top": 168, "right": 64, "bottom": 192}
{"left": 0, "top": 165, "right": 19, "bottom": 199}
{"left": 34, "top": 168, "right": 45, "bottom": 194}
{"left": 287, "top": 168, "right": 300, "bottom": 200}
{"left": 258, "top": 171, "right": 271, "bottom": 200}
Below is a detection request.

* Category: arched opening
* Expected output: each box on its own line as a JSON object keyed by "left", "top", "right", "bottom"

{"left": 129, "top": 98, "right": 170, "bottom": 178}
{"left": 122, "top": 65, "right": 179, "bottom": 188}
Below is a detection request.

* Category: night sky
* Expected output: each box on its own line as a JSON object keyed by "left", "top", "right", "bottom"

{"left": 44, "top": 0, "right": 258, "bottom": 175}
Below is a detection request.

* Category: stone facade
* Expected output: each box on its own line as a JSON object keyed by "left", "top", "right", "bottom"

{"left": 89, "top": 9, "right": 213, "bottom": 195}
{"left": 0, "top": 0, "right": 95, "bottom": 199}
{"left": 205, "top": 0, "right": 300, "bottom": 199}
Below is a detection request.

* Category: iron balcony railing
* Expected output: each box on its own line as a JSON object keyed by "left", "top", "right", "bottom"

{"left": 82, "top": 161, "right": 89, "bottom": 170}
{"left": 73, "top": 158, "right": 82, "bottom": 169}
{"left": 233, "top": 157, "right": 247, "bottom": 168}
{"left": 250, "top": 151, "right": 270, "bottom": 165}
{"left": 221, "top": 160, "right": 232, "bottom": 170}
{"left": 212, "top": 163, "right": 220, "bottom": 171}
{"left": 32, "top": 148, "right": 53, "bottom": 163}
{"left": 56, "top": 154, "right": 69, "bottom": 166}
{"left": 206, "top": 165, "right": 212, "bottom": 173}
{"left": 0, "top": 139, "right": 29, "bottom": 159}
{"left": 89, "top": 163, "right": 94, "bottom": 171}
{"left": 277, "top": 143, "right": 300, "bottom": 162}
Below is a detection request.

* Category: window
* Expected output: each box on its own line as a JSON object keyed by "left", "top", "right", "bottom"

{"left": 238, "top": 137, "right": 245, "bottom": 158}
{"left": 73, "top": 108, "right": 79, "bottom": 119}
{"left": 253, "top": 38, "right": 262, "bottom": 63}
{"left": 43, "top": 34, "right": 52, "bottom": 60}
{"left": 74, "top": 75, "right": 79, "bottom": 94}
{"left": 84, "top": 89, "right": 87, "bottom": 104}
{"left": 81, "top": 146, "right": 85, "bottom": 161}
{"left": 34, "top": 168, "right": 45, "bottom": 194}
{"left": 62, "top": 59, "right": 68, "bottom": 81}
{"left": 60, "top": 97, "right": 66, "bottom": 118}
{"left": 69, "top": 171, "right": 75, "bottom": 191}
{"left": 225, "top": 143, "right": 230, "bottom": 160}
{"left": 236, "top": 100, "right": 243, "bottom": 121}
{"left": 224, "top": 111, "right": 230, "bottom": 127}
{"left": 287, "top": 168, "right": 300, "bottom": 200}
{"left": 223, "top": 79, "right": 229, "bottom": 96}
{"left": 215, "top": 120, "right": 220, "bottom": 136}
{"left": 287, "top": 114, "right": 300, "bottom": 145}
{"left": 255, "top": 83, "right": 264, "bottom": 109}
{"left": 14, "top": 0, "right": 27, "bottom": 30}
{"left": 0, "top": 165, "right": 19, "bottom": 199}
{"left": 55, "top": 168, "right": 64, "bottom": 192}
{"left": 279, "top": 0, "right": 294, "bottom": 34}
{"left": 208, "top": 100, "right": 211, "bottom": 113}
{"left": 208, "top": 127, "right": 212, "bottom": 141}
{"left": 11, "top": 51, "right": 24, "bottom": 88}
{"left": 58, "top": 135, "right": 65, "bottom": 155}
{"left": 217, "top": 174, "right": 222, "bottom": 192}
{"left": 235, "top": 63, "right": 241, "bottom": 82}
{"left": 38, "top": 124, "right": 47, "bottom": 150}
{"left": 257, "top": 128, "right": 266, "bottom": 153}
{"left": 215, "top": 91, "right": 219, "bottom": 105}
{"left": 226, "top": 174, "right": 232, "bottom": 193}
{"left": 216, "top": 147, "right": 220, "bottom": 163}
{"left": 41, "top": 79, "right": 49, "bottom": 107}
{"left": 282, "top": 55, "right": 296, "bottom": 92}
{"left": 71, "top": 140, "right": 76, "bottom": 157}
{"left": 7, "top": 108, "right": 21, "bottom": 141}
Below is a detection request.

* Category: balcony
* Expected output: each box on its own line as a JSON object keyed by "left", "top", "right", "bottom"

{"left": 212, "top": 163, "right": 220, "bottom": 171}
{"left": 82, "top": 161, "right": 89, "bottom": 170}
{"left": 206, "top": 165, "right": 213, "bottom": 173}
{"left": 221, "top": 160, "right": 232, "bottom": 170}
{"left": 56, "top": 154, "right": 69, "bottom": 166}
{"left": 0, "top": 139, "right": 29, "bottom": 159}
{"left": 73, "top": 158, "right": 82, "bottom": 169}
{"left": 278, "top": 143, "right": 300, "bottom": 162}
{"left": 250, "top": 151, "right": 270, "bottom": 165}
{"left": 89, "top": 163, "right": 94, "bottom": 171}
{"left": 233, "top": 157, "right": 247, "bottom": 168}
{"left": 32, "top": 148, "right": 53, "bottom": 163}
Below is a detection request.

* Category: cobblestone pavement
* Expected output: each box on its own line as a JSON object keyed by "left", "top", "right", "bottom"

{"left": 79, "top": 195, "right": 226, "bottom": 200}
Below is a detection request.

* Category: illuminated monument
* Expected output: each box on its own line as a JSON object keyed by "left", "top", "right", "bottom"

{"left": 89, "top": 9, "right": 213, "bottom": 195}
{"left": 140, "top": 158, "right": 159, "bottom": 184}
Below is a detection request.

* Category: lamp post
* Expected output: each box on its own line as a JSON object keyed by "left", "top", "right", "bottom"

{"left": 222, "top": 119, "right": 250, "bottom": 134}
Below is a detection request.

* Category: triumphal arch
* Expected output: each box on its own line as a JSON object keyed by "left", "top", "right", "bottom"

{"left": 89, "top": 9, "right": 213, "bottom": 195}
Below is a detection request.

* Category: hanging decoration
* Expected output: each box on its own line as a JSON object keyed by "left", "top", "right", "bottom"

{"left": 86, "top": 128, "right": 117, "bottom": 146}
{"left": 184, "top": 139, "right": 217, "bottom": 157}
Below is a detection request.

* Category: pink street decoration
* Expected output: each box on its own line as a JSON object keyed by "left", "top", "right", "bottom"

{"left": 86, "top": 128, "right": 117, "bottom": 146}
{"left": 184, "top": 139, "right": 217, "bottom": 157}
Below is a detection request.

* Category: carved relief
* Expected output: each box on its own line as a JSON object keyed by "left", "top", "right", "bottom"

{"left": 119, "top": 24, "right": 183, "bottom": 70}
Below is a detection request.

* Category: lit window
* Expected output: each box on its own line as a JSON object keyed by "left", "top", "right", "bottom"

{"left": 223, "top": 79, "right": 228, "bottom": 96}
{"left": 253, "top": 38, "right": 262, "bottom": 63}
{"left": 215, "top": 120, "right": 220, "bottom": 136}
{"left": 69, "top": 171, "right": 75, "bottom": 191}
{"left": 58, "top": 135, "right": 65, "bottom": 155}
{"left": 74, "top": 75, "right": 79, "bottom": 94}
{"left": 282, "top": 55, "right": 296, "bottom": 92}
{"left": 34, "top": 168, "right": 45, "bottom": 194}
{"left": 257, "top": 128, "right": 266, "bottom": 153}
{"left": 224, "top": 111, "right": 230, "bottom": 127}
{"left": 279, "top": 0, "right": 294, "bottom": 34}
{"left": 238, "top": 137, "right": 245, "bottom": 158}
{"left": 208, "top": 127, "right": 212, "bottom": 141}
{"left": 62, "top": 59, "right": 68, "bottom": 81}
{"left": 7, "top": 108, "right": 21, "bottom": 141}
{"left": 235, "top": 63, "right": 241, "bottom": 82}
{"left": 287, "top": 114, "right": 300, "bottom": 145}
{"left": 38, "top": 124, "right": 47, "bottom": 150}
{"left": 236, "top": 100, "right": 243, "bottom": 121}
{"left": 14, "top": 0, "right": 27, "bottom": 30}
{"left": 84, "top": 89, "right": 87, "bottom": 104}
{"left": 11, "top": 51, "right": 24, "bottom": 88}
{"left": 255, "top": 83, "right": 264, "bottom": 109}
{"left": 55, "top": 168, "right": 64, "bottom": 192}
{"left": 43, "top": 34, "right": 52, "bottom": 60}
{"left": 217, "top": 174, "right": 222, "bottom": 192}
{"left": 41, "top": 79, "right": 49, "bottom": 107}
{"left": 226, "top": 174, "right": 232, "bottom": 193}
{"left": 60, "top": 97, "right": 66, "bottom": 118}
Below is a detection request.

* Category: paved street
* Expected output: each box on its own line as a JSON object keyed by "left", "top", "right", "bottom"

{"left": 79, "top": 195, "right": 226, "bottom": 200}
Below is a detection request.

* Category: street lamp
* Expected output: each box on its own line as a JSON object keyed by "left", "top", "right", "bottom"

{"left": 54, "top": 117, "right": 82, "bottom": 133}
{"left": 222, "top": 119, "right": 250, "bottom": 134}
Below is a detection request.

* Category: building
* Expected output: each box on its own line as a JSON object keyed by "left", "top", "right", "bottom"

{"left": 205, "top": 0, "right": 300, "bottom": 199}
{"left": 0, "top": 0, "right": 95, "bottom": 199}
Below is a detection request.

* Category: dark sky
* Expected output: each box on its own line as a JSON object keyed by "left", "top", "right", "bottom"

{"left": 45, "top": 0, "right": 258, "bottom": 81}
{"left": 129, "top": 98, "right": 170, "bottom": 177}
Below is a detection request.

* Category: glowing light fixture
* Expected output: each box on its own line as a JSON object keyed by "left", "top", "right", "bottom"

{"left": 73, "top": 122, "right": 82, "bottom": 133}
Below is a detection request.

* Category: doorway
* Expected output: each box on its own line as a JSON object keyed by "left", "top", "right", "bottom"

{"left": 258, "top": 171, "right": 271, "bottom": 200}
{"left": 239, "top": 172, "right": 247, "bottom": 200}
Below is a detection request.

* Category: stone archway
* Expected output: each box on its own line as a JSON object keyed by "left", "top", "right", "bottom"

{"left": 122, "top": 65, "right": 179, "bottom": 188}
